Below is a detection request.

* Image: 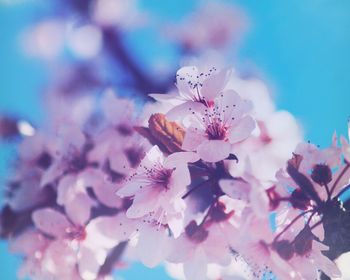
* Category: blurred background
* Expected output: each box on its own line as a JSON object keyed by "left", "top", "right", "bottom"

{"left": 0, "top": 0, "right": 349, "bottom": 279}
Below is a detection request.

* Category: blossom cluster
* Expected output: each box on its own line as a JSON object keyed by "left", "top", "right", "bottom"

{"left": 1, "top": 65, "right": 350, "bottom": 280}
{"left": 1, "top": 1, "right": 350, "bottom": 280}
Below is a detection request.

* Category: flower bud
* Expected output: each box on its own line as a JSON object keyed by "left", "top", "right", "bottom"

{"left": 290, "top": 189, "right": 310, "bottom": 210}
{"left": 311, "top": 164, "right": 332, "bottom": 186}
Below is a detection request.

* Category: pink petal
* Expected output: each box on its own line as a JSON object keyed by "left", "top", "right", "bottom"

{"left": 250, "top": 187, "right": 269, "bottom": 219}
{"left": 117, "top": 180, "right": 142, "bottom": 197}
{"left": 32, "top": 208, "right": 71, "bottom": 238}
{"left": 139, "top": 145, "right": 164, "bottom": 170}
{"left": 65, "top": 192, "right": 94, "bottom": 225}
{"left": 136, "top": 225, "right": 171, "bottom": 268}
{"left": 182, "top": 126, "right": 207, "bottom": 152}
{"left": 219, "top": 179, "right": 251, "bottom": 201}
{"left": 167, "top": 236, "right": 194, "bottom": 263}
{"left": 57, "top": 124, "right": 85, "bottom": 152}
{"left": 176, "top": 66, "right": 199, "bottom": 98}
{"left": 183, "top": 249, "right": 208, "bottom": 280}
{"left": 126, "top": 188, "right": 160, "bottom": 218}
{"left": 78, "top": 245, "right": 107, "bottom": 280}
{"left": 201, "top": 68, "right": 231, "bottom": 101}
{"left": 94, "top": 182, "right": 123, "bottom": 208}
{"left": 168, "top": 166, "right": 191, "bottom": 195}
{"left": 85, "top": 214, "right": 136, "bottom": 247}
{"left": 220, "top": 89, "right": 251, "bottom": 121}
{"left": 203, "top": 227, "right": 231, "bottom": 265}
{"left": 197, "top": 140, "right": 231, "bottom": 162}
{"left": 109, "top": 150, "right": 130, "bottom": 173}
{"left": 228, "top": 116, "right": 255, "bottom": 144}
{"left": 42, "top": 240, "right": 77, "bottom": 278}
{"left": 166, "top": 101, "right": 205, "bottom": 121}
{"left": 167, "top": 213, "right": 185, "bottom": 238}
{"left": 57, "top": 174, "right": 77, "bottom": 206}
{"left": 9, "top": 229, "right": 48, "bottom": 255}
{"left": 164, "top": 151, "right": 199, "bottom": 168}
{"left": 311, "top": 243, "right": 342, "bottom": 278}
{"left": 80, "top": 169, "right": 122, "bottom": 208}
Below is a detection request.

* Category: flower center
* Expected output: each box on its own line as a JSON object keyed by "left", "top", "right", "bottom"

{"left": 66, "top": 226, "right": 86, "bottom": 241}
{"left": 149, "top": 168, "right": 174, "bottom": 190}
{"left": 205, "top": 120, "right": 227, "bottom": 140}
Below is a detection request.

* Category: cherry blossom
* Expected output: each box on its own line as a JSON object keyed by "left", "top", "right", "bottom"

{"left": 150, "top": 66, "right": 232, "bottom": 120}
{"left": 117, "top": 145, "right": 199, "bottom": 236}
{"left": 181, "top": 89, "right": 255, "bottom": 162}
{"left": 1, "top": 26, "right": 350, "bottom": 280}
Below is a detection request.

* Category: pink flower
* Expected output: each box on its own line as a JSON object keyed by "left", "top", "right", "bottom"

{"left": 167, "top": 220, "right": 232, "bottom": 280}
{"left": 129, "top": 218, "right": 173, "bottom": 268}
{"left": 31, "top": 208, "right": 133, "bottom": 279}
{"left": 150, "top": 66, "right": 232, "bottom": 120}
{"left": 288, "top": 240, "right": 341, "bottom": 279}
{"left": 275, "top": 141, "right": 345, "bottom": 204}
{"left": 32, "top": 207, "right": 88, "bottom": 243}
{"left": 40, "top": 123, "right": 87, "bottom": 187}
{"left": 273, "top": 212, "right": 341, "bottom": 279}
{"left": 226, "top": 210, "right": 295, "bottom": 280}
{"left": 182, "top": 90, "right": 255, "bottom": 162}
{"left": 228, "top": 111, "right": 302, "bottom": 183}
{"left": 88, "top": 90, "right": 145, "bottom": 173}
{"left": 225, "top": 72, "right": 303, "bottom": 183}
{"left": 56, "top": 171, "right": 100, "bottom": 226}
{"left": 117, "top": 146, "right": 198, "bottom": 237}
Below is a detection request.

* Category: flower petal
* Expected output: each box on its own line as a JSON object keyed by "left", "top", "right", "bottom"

{"left": 166, "top": 101, "right": 205, "bottom": 121}
{"left": 126, "top": 188, "right": 160, "bottom": 218}
{"left": 219, "top": 179, "right": 251, "bottom": 201}
{"left": 197, "top": 140, "right": 231, "bottom": 162}
{"left": 201, "top": 68, "right": 231, "bottom": 101}
{"left": 182, "top": 126, "right": 207, "bottom": 152}
{"left": 136, "top": 225, "right": 171, "bottom": 268}
{"left": 32, "top": 208, "right": 71, "bottom": 238}
{"left": 228, "top": 116, "right": 255, "bottom": 144}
